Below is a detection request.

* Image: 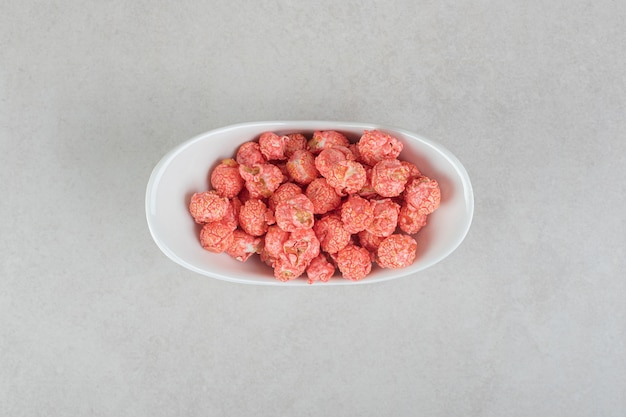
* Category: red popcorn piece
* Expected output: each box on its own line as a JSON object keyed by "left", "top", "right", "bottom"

{"left": 199, "top": 221, "right": 235, "bottom": 253}
{"left": 357, "top": 230, "right": 386, "bottom": 252}
{"left": 306, "top": 254, "right": 336, "bottom": 284}
{"left": 366, "top": 198, "right": 400, "bottom": 237}
{"left": 189, "top": 191, "right": 230, "bottom": 224}
{"left": 286, "top": 149, "right": 318, "bottom": 185}
{"left": 314, "top": 146, "right": 354, "bottom": 178}
{"left": 281, "top": 228, "right": 320, "bottom": 269}
{"left": 239, "top": 199, "right": 274, "bottom": 236}
{"left": 259, "top": 131, "right": 288, "bottom": 161}
{"left": 398, "top": 203, "right": 428, "bottom": 234}
{"left": 336, "top": 244, "right": 372, "bottom": 281}
{"left": 273, "top": 256, "right": 307, "bottom": 281}
{"left": 283, "top": 133, "right": 308, "bottom": 157}
{"left": 226, "top": 229, "right": 262, "bottom": 262}
{"left": 268, "top": 182, "right": 303, "bottom": 211}
{"left": 325, "top": 160, "right": 367, "bottom": 196}
{"left": 313, "top": 214, "right": 351, "bottom": 254}
{"left": 305, "top": 178, "right": 341, "bottom": 214}
{"left": 377, "top": 234, "right": 417, "bottom": 269}
{"left": 357, "top": 130, "right": 403, "bottom": 166}
{"left": 210, "top": 159, "right": 244, "bottom": 198}
{"left": 403, "top": 176, "right": 441, "bottom": 215}
{"left": 236, "top": 141, "right": 266, "bottom": 167}
{"left": 371, "top": 159, "right": 410, "bottom": 198}
{"left": 261, "top": 225, "right": 291, "bottom": 265}
{"left": 239, "top": 163, "right": 283, "bottom": 199}
{"left": 308, "top": 130, "right": 350, "bottom": 154}
{"left": 275, "top": 194, "right": 315, "bottom": 231}
{"left": 341, "top": 194, "right": 374, "bottom": 234}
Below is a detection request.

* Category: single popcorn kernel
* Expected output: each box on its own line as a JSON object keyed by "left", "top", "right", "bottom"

{"left": 239, "top": 163, "right": 284, "bottom": 199}
{"left": 404, "top": 176, "right": 441, "bottom": 215}
{"left": 336, "top": 244, "right": 372, "bottom": 281}
{"left": 275, "top": 194, "right": 315, "bottom": 232}
{"left": 366, "top": 198, "right": 400, "bottom": 237}
{"left": 357, "top": 130, "right": 403, "bottom": 166}
{"left": 305, "top": 178, "right": 341, "bottom": 214}
{"left": 210, "top": 159, "right": 244, "bottom": 198}
{"left": 281, "top": 228, "right": 320, "bottom": 270}
{"left": 239, "top": 199, "right": 274, "bottom": 236}
{"left": 225, "top": 230, "right": 262, "bottom": 262}
{"left": 286, "top": 149, "right": 318, "bottom": 185}
{"left": 308, "top": 130, "right": 350, "bottom": 154}
{"left": 259, "top": 131, "right": 288, "bottom": 161}
{"left": 236, "top": 141, "right": 266, "bottom": 167}
{"left": 377, "top": 234, "right": 417, "bottom": 269}
{"left": 314, "top": 146, "right": 354, "bottom": 178}
{"left": 341, "top": 194, "right": 374, "bottom": 234}
{"left": 261, "top": 225, "right": 291, "bottom": 266}
{"left": 199, "top": 221, "right": 235, "bottom": 253}
{"left": 268, "top": 182, "right": 303, "bottom": 211}
{"left": 371, "top": 159, "right": 410, "bottom": 198}
{"left": 189, "top": 191, "right": 229, "bottom": 224}
{"left": 306, "top": 254, "right": 336, "bottom": 284}
{"left": 398, "top": 203, "right": 428, "bottom": 234}
{"left": 325, "top": 160, "right": 367, "bottom": 196}
{"left": 313, "top": 214, "right": 351, "bottom": 254}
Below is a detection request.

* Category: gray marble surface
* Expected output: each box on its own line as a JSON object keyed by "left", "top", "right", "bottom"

{"left": 2, "top": 1, "right": 625, "bottom": 416}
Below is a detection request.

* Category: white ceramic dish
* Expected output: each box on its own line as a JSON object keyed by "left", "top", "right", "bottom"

{"left": 145, "top": 121, "right": 474, "bottom": 285}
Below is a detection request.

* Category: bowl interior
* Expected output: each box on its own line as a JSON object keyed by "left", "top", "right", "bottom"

{"left": 146, "top": 121, "right": 473, "bottom": 285}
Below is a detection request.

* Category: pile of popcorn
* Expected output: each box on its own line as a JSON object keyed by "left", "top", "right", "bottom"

{"left": 188, "top": 130, "right": 440, "bottom": 283}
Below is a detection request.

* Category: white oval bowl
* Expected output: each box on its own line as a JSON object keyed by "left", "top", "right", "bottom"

{"left": 145, "top": 121, "right": 474, "bottom": 286}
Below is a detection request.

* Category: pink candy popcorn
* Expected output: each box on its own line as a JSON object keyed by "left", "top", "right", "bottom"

{"left": 210, "top": 159, "right": 244, "bottom": 198}
{"left": 308, "top": 130, "right": 350, "bottom": 154}
{"left": 313, "top": 214, "right": 350, "bottom": 254}
{"left": 189, "top": 191, "right": 230, "bottom": 224}
{"left": 314, "top": 146, "right": 354, "bottom": 178}
{"left": 239, "top": 199, "right": 274, "bottom": 236}
{"left": 305, "top": 178, "right": 341, "bottom": 214}
{"left": 377, "top": 234, "right": 417, "bottom": 269}
{"left": 357, "top": 130, "right": 403, "bottom": 166}
{"left": 341, "top": 194, "right": 373, "bottom": 234}
{"left": 325, "top": 160, "right": 367, "bottom": 196}
{"left": 189, "top": 129, "right": 441, "bottom": 283}
{"left": 275, "top": 194, "right": 315, "bottom": 232}
{"left": 404, "top": 176, "right": 441, "bottom": 215}
{"left": 268, "top": 182, "right": 302, "bottom": 211}
{"left": 335, "top": 244, "right": 372, "bottom": 281}
{"left": 398, "top": 203, "right": 428, "bottom": 234}
{"left": 226, "top": 229, "right": 262, "bottom": 262}
{"left": 371, "top": 159, "right": 410, "bottom": 198}
{"left": 306, "top": 254, "right": 336, "bottom": 284}
{"left": 259, "top": 131, "right": 287, "bottom": 161}
{"left": 273, "top": 228, "right": 320, "bottom": 281}
{"left": 200, "top": 221, "right": 234, "bottom": 253}
{"left": 236, "top": 141, "right": 265, "bottom": 167}
{"left": 367, "top": 198, "right": 400, "bottom": 237}
{"left": 239, "top": 163, "right": 284, "bottom": 199}
{"left": 286, "top": 149, "right": 318, "bottom": 185}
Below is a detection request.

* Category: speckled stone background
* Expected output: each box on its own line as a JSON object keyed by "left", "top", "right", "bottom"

{"left": 2, "top": 1, "right": 625, "bottom": 416}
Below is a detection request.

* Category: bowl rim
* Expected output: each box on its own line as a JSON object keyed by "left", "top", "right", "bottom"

{"left": 145, "top": 120, "right": 474, "bottom": 285}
